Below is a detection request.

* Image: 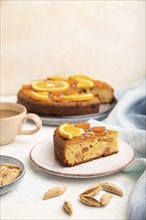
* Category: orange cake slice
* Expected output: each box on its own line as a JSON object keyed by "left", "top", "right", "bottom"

{"left": 54, "top": 122, "right": 118, "bottom": 167}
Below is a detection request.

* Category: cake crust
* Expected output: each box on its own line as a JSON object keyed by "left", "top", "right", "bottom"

{"left": 18, "top": 90, "right": 100, "bottom": 116}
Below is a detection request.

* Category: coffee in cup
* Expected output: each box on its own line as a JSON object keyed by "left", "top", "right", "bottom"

{"left": 0, "top": 102, "right": 42, "bottom": 145}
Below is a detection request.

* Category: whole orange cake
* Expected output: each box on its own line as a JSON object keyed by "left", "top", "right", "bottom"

{"left": 54, "top": 122, "right": 118, "bottom": 167}
{"left": 17, "top": 75, "right": 114, "bottom": 116}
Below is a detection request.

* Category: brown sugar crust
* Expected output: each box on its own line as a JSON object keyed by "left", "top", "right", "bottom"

{"left": 54, "top": 127, "right": 118, "bottom": 167}
{"left": 18, "top": 90, "right": 100, "bottom": 116}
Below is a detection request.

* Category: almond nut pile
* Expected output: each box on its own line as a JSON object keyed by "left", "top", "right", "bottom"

{"left": 0, "top": 163, "right": 21, "bottom": 186}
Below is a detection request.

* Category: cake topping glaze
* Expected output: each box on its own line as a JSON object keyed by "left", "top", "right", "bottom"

{"left": 58, "top": 122, "right": 108, "bottom": 140}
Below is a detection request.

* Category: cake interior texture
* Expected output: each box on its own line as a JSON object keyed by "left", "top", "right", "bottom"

{"left": 91, "top": 87, "right": 114, "bottom": 103}
{"left": 54, "top": 128, "right": 118, "bottom": 167}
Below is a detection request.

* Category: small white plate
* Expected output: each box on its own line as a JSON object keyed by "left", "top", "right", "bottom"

{"left": 30, "top": 138, "right": 134, "bottom": 178}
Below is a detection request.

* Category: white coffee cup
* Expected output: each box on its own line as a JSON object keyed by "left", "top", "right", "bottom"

{"left": 0, "top": 102, "right": 42, "bottom": 145}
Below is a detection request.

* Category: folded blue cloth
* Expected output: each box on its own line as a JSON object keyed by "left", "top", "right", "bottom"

{"left": 89, "top": 78, "right": 146, "bottom": 220}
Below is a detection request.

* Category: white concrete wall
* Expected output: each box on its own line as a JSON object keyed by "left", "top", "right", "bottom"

{"left": 1, "top": 0, "right": 145, "bottom": 95}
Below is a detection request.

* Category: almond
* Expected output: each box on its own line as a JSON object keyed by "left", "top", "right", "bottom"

{"left": 63, "top": 201, "right": 73, "bottom": 215}
{"left": 43, "top": 186, "right": 67, "bottom": 200}
{"left": 80, "top": 195, "right": 101, "bottom": 207}
{"left": 101, "top": 183, "right": 123, "bottom": 197}
{"left": 100, "top": 193, "right": 113, "bottom": 206}
{"left": 81, "top": 183, "right": 102, "bottom": 197}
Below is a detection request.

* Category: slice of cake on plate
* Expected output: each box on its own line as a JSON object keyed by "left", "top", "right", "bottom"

{"left": 54, "top": 122, "right": 118, "bottom": 167}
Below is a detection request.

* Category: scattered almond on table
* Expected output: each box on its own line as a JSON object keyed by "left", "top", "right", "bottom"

{"left": 63, "top": 201, "right": 73, "bottom": 215}
{"left": 80, "top": 183, "right": 102, "bottom": 197}
{"left": 101, "top": 182, "right": 124, "bottom": 197}
{"left": 43, "top": 186, "right": 67, "bottom": 200}
{"left": 80, "top": 194, "right": 102, "bottom": 207}
{"left": 100, "top": 193, "right": 113, "bottom": 206}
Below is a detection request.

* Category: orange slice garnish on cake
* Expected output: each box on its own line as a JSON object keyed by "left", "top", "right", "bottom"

{"left": 69, "top": 74, "right": 93, "bottom": 81}
{"left": 32, "top": 80, "right": 70, "bottom": 92}
{"left": 47, "top": 76, "right": 67, "bottom": 81}
{"left": 61, "top": 93, "right": 94, "bottom": 101}
{"left": 76, "top": 79, "right": 94, "bottom": 89}
{"left": 59, "top": 123, "right": 85, "bottom": 139}
{"left": 69, "top": 75, "right": 94, "bottom": 89}
{"left": 30, "top": 91, "right": 49, "bottom": 101}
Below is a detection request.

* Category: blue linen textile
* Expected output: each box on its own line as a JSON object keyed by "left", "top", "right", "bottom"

{"left": 89, "top": 78, "right": 146, "bottom": 220}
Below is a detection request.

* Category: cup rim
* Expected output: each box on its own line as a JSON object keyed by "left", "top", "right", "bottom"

{"left": 0, "top": 102, "right": 27, "bottom": 120}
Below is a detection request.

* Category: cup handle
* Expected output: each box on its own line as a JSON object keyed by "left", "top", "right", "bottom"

{"left": 19, "top": 113, "right": 42, "bottom": 135}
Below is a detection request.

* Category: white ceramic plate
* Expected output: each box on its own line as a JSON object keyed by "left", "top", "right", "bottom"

{"left": 40, "top": 101, "right": 117, "bottom": 125}
{"left": 30, "top": 138, "right": 134, "bottom": 178}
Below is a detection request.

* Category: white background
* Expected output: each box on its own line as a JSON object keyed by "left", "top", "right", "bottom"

{"left": 1, "top": 0, "right": 145, "bottom": 95}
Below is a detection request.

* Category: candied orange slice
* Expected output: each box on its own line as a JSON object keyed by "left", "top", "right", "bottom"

{"left": 30, "top": 91, "right": 49, "bottom": 101}
{"left": 76, "top": 79, "right": 94, "bottom": 89}
{"left": 75, "top": 122, "right": 90, "bottom": 131}
{"left": 47, "top": 76, "right": 67, "bottom": 81}
{"left": 69, "top": 75, "right": 93, "bottom": 81}
{"left": 22, "top": 84, "right": 31, "bottom": 90}
{"left": 32, "top": 80, "right": 70, "bottom": 92}
{"left": 61, "top": 93, "right": 94, "bottom": 101}
{"left": 92, "top": 126, "right": 105, "bottom": 133}
{"left": 65, "top": 88, "right": 80, "bottom": 95}
{"left": 68, "top": 78, "right": 77, "bottom": 86}
{"left": 94, "top": 80, "right": 112, "bottom": 89}
{"left": 59, "top": 123, "right": 85, "bottom": 139}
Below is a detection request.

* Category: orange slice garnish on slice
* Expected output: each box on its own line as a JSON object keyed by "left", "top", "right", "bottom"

{"left": 69, "top": 74, "right": 93, "bottom": 81}
{"left": 32, "top": 80, "right": 70, "bottom": 92}
{"left": 76, "top": 79, "right": 94, "bottom": 89}
{"left": 59, "top": 123, "right": 85, "bottom": 139}
{"left": 30, "top": 91, "right": 49, "bottom": 101}
{"left": 61, "top": 93, "right": 94, "bottom": 101}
